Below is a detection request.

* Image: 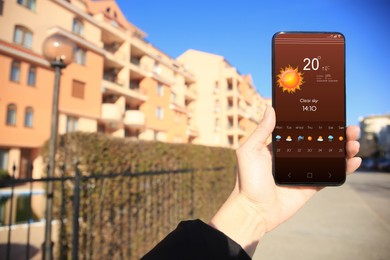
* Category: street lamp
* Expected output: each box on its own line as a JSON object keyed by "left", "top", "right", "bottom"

{"left": 42, "top": 34, "right": 74, "bottom": 260}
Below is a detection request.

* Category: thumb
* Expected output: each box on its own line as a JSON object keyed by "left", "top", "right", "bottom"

{"left": 240, "top": 105, "right": 276, "bottom": 152}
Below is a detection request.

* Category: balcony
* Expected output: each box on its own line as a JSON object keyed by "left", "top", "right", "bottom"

{"left": 226, "top": 125, "right": 246, "bottom": 137}
{"left": 237, "top": 107, "right": 247, "bottom": 120}
{"left": 131, "top": 36, "right": 152, "bottom": 58}
{"left": 101, "top": 103, "right": 122, "bottom": 122}
{"left": 103, "top": 47, "right": 126, "bottom": 68}
{"left": 129, "top": 59, "right": 149, "bottom": 79}
{"left": 124, "top": 110, "right": 145, "bottom": 129}
{"left": 103, "top": 43, "right": 126, "bottom": 58}
{"left": 226, "top": 88, "right": 235, "bottom": 97}
{"left": 187, "top": 123, "right": 199, "bottom": 137}
{"left": 225, "top": 66, "right": 237, "bottom": 78}
{"left": 185, "top": 101, "right": 195, "bottom": 118}
{"left": 102, "top": 79, "right": 148, "bottom": 103}
{"left": 150, "top": 71, "right": 174, "bottom": 86}
{"left": 169, "top": 102, "right": 188, "bottom": 114}
{"left": 185, "top": 86, "right": 197, "bottom": 101}
{"left": 98, "top": 14, "right": 127, "bottom": 42}
{"left": 238, "top": 126, "right": 246, "bottom": 136}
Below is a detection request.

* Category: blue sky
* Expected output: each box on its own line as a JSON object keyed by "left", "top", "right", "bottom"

{"left": 117, "top": 0, "right": 389, "bottom": 126}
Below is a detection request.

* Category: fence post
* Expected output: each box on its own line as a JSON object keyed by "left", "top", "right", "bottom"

{"left": 72, "top": 161, "right": 81, "bottom": 260}
{"left": 190, "top": 169, "right": 195, "bottom": 219}
{"left": 59, "top": 164, "right": 67, "bottom": 259}
{"left": 6, "top": 163, "right": 17, "bottom": 260}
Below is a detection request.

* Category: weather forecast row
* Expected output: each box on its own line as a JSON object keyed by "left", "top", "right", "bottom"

{"left": 275, "top": 134, "right": 344, "bottom": 142}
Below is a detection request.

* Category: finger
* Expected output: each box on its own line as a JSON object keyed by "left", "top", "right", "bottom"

{"left": 346, "top": 140, "right": 360, "bottom": 159}
{"left": 240, "top": 105, "right": 275, "bottom": 152}
{"left": 346, "top": 157, "right": 362, "bottom": 175}
{"left": 346, "top": 126, "right": 360, "bottom": 141}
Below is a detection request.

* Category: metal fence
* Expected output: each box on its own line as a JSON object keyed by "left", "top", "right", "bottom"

{"left": 0, "top": 164, "right": 232, "bottom": 260}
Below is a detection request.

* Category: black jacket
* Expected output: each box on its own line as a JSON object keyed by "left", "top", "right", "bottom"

{"left": 142, "top": 219, "right": 251, "bottom": 260}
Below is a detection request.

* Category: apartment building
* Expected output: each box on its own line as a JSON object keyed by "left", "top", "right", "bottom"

{"left": 0, "top": 0, "right": 104, "bottom": 178}
{"left": 0, "top": 0, "right": 266, "bottom": 179}
{"left": 0, "top": 0, "right": 197, "bottom": 178}
{"left": 178, "top": 50, "right": 267, "bottom": 148}
{"left": 84, "top": 0, "right": 198, "bottom": 143}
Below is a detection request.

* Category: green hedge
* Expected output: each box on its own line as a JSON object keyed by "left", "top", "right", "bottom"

{"left": 41, "top": 132, "right": 237, "bottom": 259}
{"left": 41, "top": 132, "right": 237, "bottom": 174}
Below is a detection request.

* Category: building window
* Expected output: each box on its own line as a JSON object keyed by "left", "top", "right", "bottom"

{"left": 214, "top": 118, "right": 220, "bottom": 132}
{"left": 171, "top": 92, "right": 176, "bottom": 104}
{"left": 24, "top": 107, "right": 33, "bottom": 128}
{"left": 0, "top": 0, "right": 5, "bottom": 15}
{"left": 215, "top": 99, "right": 220, "bottom": 112}
{"left": 153, "top": 61, "right": 161, "bottom": 74}
{"left": 66, "top": 116, "right": 78, "bottom": 133}
{"left": 72, "top": 18, "right": 84, "bottom": 36}
{"left": 72, "top": 80, "right": 85, "bottom": 99}
{"left": 156, "top": 107, "right": 163, "bottom": 120}
{"left": 6, "top": 104, "right": 17, "bottom": 126}
{"left": 27, "top": 66, "right": 36, "bottom": 86}
{"left": 227, "top": 80, "right": 233, "bottom": 91}
{"left": 17, "top": 0, "right": 36, "bottom": 11}
{"left": 0, "top": 149, "right": 9, "bottom": 171}
{"left": 74, "top": 46, "right": 86, "bottom": 65}
{"left": 228, "top": 136, "right": 234, "bottom": 146}
{"left": 13, "top": 25, "right": 32, "bottom": 48}
{"left": 10, "top": 61, "right": 21, "bottom": 82}
{"left": 214, "top": 81, "right": 220, "bottom": 93}
{"left": 157, "top": 84, "right": 164, "bottom": 96}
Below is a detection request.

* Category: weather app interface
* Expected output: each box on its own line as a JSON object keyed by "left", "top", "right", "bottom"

{"left": 273, "top": 33, "right": 345, "bottom": 184}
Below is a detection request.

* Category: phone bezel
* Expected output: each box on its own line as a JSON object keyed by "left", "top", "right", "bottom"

{"left": 271, "top": 31, "right": 347, "bottom": 186}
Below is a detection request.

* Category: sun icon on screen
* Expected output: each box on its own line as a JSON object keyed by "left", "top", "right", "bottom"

{"left": 277, "top": 65, "right": 304, "bottom": 93}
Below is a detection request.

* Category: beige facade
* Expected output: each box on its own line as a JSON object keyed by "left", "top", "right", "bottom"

{"left": 359, "top": 115, "right": 390, "bottom": 158}
{"left": 0, "top": 0, "right": 266, "bottom": 179}
{"left": 178, "top": 50, "right": 267, "bottom": 148}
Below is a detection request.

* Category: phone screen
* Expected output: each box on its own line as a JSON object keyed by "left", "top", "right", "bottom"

{"left": 272, "top": 32, "right": 346, "bottom": 185}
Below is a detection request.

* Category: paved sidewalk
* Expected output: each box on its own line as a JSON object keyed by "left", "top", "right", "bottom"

{"left": 253, "top": 171, "right": 390, "bottom": 260}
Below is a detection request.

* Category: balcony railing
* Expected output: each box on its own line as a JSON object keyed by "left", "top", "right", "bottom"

{"left": 103, "top": 75, "right": 124, "bottom": 86}
{"left": 226, "top": 125, "right": 246, "bottom": 136}
{"left": 101, "top": 103, "right": 122, "bottom": 122}
{"left": 102, "top": 80, "right": 147, "bottom": 103}
{"left": 123, "top": 110, "right": 145, "bottom": 128}
{"left": 103, "top": 49, "right": 127, "bottom": 66}
{"left": 226, "top": 89, "right": 234, "bottom": 97}
{"left": 185, "top": 87, "right": 197, "bottom": 101}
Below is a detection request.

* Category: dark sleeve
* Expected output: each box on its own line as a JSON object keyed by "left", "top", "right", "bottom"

{"left": 142, "top": 219, "right": 251, "bottom": 260}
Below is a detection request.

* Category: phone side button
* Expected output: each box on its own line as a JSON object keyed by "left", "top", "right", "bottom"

{"left": 307, "top": 172, "right": 313, "bottom": 178}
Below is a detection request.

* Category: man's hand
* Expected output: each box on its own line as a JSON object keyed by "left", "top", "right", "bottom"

{"left": 210, "top": 105, "right": 361, "bottom": 257}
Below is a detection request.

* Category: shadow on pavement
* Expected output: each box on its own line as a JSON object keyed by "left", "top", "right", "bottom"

{"left": 0, "top": 243, "right": 39, "bottom": 260}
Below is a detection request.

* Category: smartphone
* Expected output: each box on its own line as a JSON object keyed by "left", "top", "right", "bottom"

{"left": 272, "top": 32, "right": 346, "bottom": 186}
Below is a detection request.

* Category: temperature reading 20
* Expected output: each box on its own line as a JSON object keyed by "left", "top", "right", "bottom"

{"left": 303, "top": 57, "right": 320, "bottom": 71}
